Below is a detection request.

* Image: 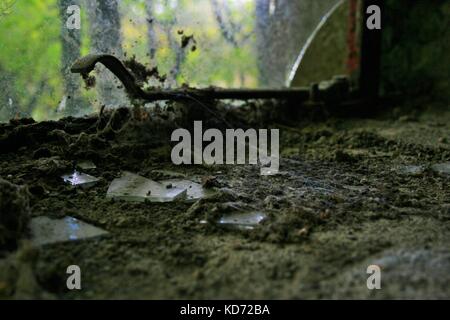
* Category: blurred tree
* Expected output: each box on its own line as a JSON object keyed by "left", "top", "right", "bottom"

{"left": 255, "top": 0, "right": 271, "bottom": 86}
{"left": 211, "top": 0, "right": 239, "bottom": 48}
{"left": 145, "top": 0, "right": 158, "bottom": 59}
{"left": 0, "top": 0, "right": 20, "bottom": 119}
{"left": 0, "top": 0, "right": 62, "bottom": 121}
{"left": 86, "top": 0, "right": 128, "bottom": 107}
{"left": 0, "top": 64, "right": 20, "bottom": 119}
{"left": 157, "top": 0, "right": 188, "bottom": 84}
{"left": 210, "top": 0, "right": 253, "bottom": 86}
{"left": 59, "top": 0, "right": 83, "bottom": 115}
{"left": 143, "top": 0, "right": 195, "bottom": 85}
{"left": 0, "top": 0, "right": 260, "bottom": 123}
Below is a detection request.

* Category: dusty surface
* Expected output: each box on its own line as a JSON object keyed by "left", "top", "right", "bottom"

{"left": 0, "top": 100, "right": 449, "bottom": 299}
{"left": 0, "top": 179, "right": 30, "bottom": 250}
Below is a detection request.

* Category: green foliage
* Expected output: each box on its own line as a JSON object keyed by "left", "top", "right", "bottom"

{"left": 0, "top": 0, "right": 16, "bottom": 18}
{"left": 0, "top": 0, "right": 258, "bottom": 122}
{"left": 0, "top": 0, "right": 62, "bottom": 120}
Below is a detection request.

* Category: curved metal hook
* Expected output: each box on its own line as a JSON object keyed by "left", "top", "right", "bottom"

{"left": 71, "top": 54, "right": 146, "bottom": 100}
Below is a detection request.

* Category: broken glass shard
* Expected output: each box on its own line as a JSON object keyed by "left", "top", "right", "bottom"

{"left": 260, "top": 167, "right": 279, "bottom": 176}
{"left": 29, "top": 216, "right": 108, "bottom": 246}
{"left": 397, "top": 165, "right": 425, "bottom": 176}
{"left": 431, "top": 162, "right": 450, "bottom": 176}
{"left": 61, "top": 171, "right": 99, "bottom": 188}
{"left": 77, "top": 161, "right": 97, "bottom": 170}
{"left": 219, "top": 211, "right": 267, "bottom": 230}
{"left": 106, "top": 172, "right": 186, "bottom": 202}
{"left": 160, "top": 179, "right": 212, "bottom": 202}
{"left": 202, "top": 211, "right": 267, "bottom": 231}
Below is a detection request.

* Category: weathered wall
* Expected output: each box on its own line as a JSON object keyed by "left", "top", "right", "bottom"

{"left": 291, "top": 0, "right": 450, "bottom": 105}
{"left": 381, "top": 0, "right": 450, "bottom": 102}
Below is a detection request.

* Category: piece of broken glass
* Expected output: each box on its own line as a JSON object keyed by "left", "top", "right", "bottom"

{"left": 431, "top": 162, "right": 450, "bottom": 176}
{"left": 397, "top": 165, "right": 425, "bottom": 176}
{"left": 77, "top": 160, "right": 97, "bottom": 170}
{"left": 29, "top": 216, "right": 108, "bottom": 246}
{"left": 106, "top": 172, "right": 187, "bottom": 202}
{"left": 61, "top": 171, "right": 99, "bottom": 188}
{"left": 160, "top": 179, "right": 212, "bottom": 202}
{"left": 260, "top": 166, "right": 282, "bottom": 176}
{"left": 202, "top": 211, "right": 267, "bottom": 231}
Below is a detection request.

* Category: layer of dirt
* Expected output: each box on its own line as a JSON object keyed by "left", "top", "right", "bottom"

{"left": 0, "top": 99, "right": 449, "bottom": 299}
{"left": 124, "top": 56, "right": 167, "bottom": 85}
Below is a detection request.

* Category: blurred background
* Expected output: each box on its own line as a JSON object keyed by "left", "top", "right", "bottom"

{"left": 0, "top": 0, "right": 340, "bottom": 121}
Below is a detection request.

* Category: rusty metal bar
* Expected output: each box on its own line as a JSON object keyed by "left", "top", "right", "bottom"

{"left": 71, "top": 54, "right": 310, "bottom": 103}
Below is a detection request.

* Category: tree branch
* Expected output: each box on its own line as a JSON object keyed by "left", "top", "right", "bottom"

{"left": 210, "top": 0, "right": 239, "bottom": 47}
